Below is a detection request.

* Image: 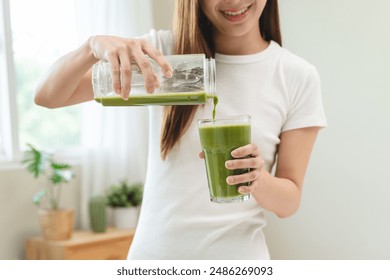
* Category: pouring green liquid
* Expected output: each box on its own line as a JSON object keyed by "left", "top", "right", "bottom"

{"left": 209, "top": 94, "right": 218, "bottom": 121}
{"left": 95, "top": 91, "right": 218, "bottom": 106}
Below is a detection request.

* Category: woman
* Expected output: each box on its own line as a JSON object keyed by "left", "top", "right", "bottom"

{"left": 35, "top": 0, "right": 327, "bottom": 259}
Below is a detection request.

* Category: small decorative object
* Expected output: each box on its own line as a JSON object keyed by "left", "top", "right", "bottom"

{"left": 22, "top": 143, "right": 75, "bottom": 240}
{"left": 88, "top": 195, "right": 107, "bottom": 233}
{"left": 106, "top": 181, "right": 143, "bottom": 229}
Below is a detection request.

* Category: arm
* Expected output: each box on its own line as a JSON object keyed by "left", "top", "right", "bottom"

{"left": 225, "top": 126, "right": 320, "bottom": 218}
{"left": 35, "top": 36, "right": 172, "bottom": 108}
{"left": 34, "top": 40, "right": 97, "bottom": 108}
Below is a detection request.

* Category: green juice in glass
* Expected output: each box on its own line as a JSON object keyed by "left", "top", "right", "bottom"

{"left": 198, "top": 115, "right": 251, "bottom": 203}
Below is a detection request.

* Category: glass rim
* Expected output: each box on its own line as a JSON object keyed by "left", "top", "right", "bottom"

{"left": 197, "top": 115, "right": 251, "bottom": 125}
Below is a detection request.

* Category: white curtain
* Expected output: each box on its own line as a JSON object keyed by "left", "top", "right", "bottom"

{"left": 74, "top": 0, "right": 153, "bottom": 229}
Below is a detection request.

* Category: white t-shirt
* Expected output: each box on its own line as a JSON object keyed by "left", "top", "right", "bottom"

{"left": 128, "top": 30, "right": 327, "bottom": 260}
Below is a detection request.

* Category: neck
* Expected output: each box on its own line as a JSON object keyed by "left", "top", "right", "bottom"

{"left": 214, "top": 31, "right": 269, "bottom": 55}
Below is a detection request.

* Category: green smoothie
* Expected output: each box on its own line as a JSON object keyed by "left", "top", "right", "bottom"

{"left": 211, "top": 95, "right": 218, "bottom": 121}
{"left": 95, "top": 91, "right": 216, "bottom": 106}
{"left": 198, "top": 118, "right": 251, "bottom": 203}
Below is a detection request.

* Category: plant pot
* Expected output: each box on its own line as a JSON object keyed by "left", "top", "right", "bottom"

{"left": 112, "top": 207, "right": 140, "bottom": 229}
{"left": 38, "top": 208, "right": 74, "bottom": 240}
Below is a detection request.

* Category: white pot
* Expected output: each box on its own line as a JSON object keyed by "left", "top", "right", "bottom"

{"left": 112, "top": 207, "right": 140, "bottom": 229}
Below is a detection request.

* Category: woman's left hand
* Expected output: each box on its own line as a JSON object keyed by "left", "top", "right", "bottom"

{"left": 225, "top": 143, "right": 265, "bottom": 195}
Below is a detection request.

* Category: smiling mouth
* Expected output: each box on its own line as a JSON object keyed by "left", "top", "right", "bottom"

{"left": 222, "top": 4, "right": 253, "bottom": 16}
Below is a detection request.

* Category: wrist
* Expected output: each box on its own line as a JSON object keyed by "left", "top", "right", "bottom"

{"left": 84, "top": 36, "right": 100, "bottom": 64}
{"left": 253, "top": 170, "right": 301, "bottom": 218}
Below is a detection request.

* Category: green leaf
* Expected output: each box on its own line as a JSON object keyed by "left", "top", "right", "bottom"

{"left": 106, "top": 182, "right": 143, "bottom": 207}
{"left": 50, "top": 169, "right": 73, "bottom": 185}
{"left": 21, "top": 143, "right": 49, "bottom": 178}
{"left": 50, "top": 162, "right": 72, "bottom": 170}
{"left": 21, "top": 143, "right": 75, "bottom": 209}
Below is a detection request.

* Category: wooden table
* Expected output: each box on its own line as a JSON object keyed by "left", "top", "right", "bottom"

{"left": 25, "top": 228, "right": 135, "bottom": 260}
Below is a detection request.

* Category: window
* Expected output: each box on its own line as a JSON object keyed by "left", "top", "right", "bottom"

{"left": 1, "top": 0, "right": 81, "bottom": 163}
{"left": 0, "top": 0, "right": 18, "bottom": 162}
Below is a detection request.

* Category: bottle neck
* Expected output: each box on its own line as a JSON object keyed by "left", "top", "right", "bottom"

{"left": 204, "top": 58, "right": 216, "bottom": 95}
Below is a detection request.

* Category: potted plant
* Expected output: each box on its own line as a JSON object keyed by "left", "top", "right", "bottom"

{"left": 22, "top": 143, "right": 75, "bottom": 240}
{"left": 106, "top": 181, "right": 143, "bottom": 229}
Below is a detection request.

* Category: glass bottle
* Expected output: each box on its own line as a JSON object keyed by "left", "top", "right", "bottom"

{"left": 92, "top": 54, "right": 216, "bottom": 106}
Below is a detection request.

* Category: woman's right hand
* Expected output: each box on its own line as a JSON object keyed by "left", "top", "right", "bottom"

{"left": 88, "top": 35, "right": 173, "bottom": 100}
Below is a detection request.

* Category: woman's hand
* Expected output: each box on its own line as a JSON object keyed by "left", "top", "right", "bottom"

{"left": 200, "top": 128, "right": 319, "bottom": 217}
{"left": 224, "top": 143, "right": 265, "bottom": 195}
{"left": 88, "top": 35, "right": 172, "bottom": 100}
{"left": 199, "top": 143, "right": 265, "bottom": 194}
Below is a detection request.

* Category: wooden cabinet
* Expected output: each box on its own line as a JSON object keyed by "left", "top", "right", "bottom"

{"left": 25, "top": 228, "right": 135, "bottom": 260}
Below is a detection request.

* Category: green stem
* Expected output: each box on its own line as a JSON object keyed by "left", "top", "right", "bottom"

{"left": 49, "top": 184, "right": 60, "bottom": 210}
{"left": 56, "top": 184, "right": 62, "bottom": 209}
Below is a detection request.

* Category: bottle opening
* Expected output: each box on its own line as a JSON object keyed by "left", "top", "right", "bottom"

{"left": 204, "top": 58, "right": 216, "bottom": 95}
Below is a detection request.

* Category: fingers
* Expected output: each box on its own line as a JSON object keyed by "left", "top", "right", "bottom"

{"left": 225, "top": 143, "right": 264, "bottom": 193}
{"left": 131, "top": 50, "right": 156, "bottom": 93}
{"left": 118, "top": 52, "right": 131, "bottom": 100}
{"left": 226, "top": 169, "right": 261, "bottom": 186}
{"left": 142, "top": 42, "right": 173, "bottom": 78}
{"left": 225, "top": 156, "right": 263, "bottom": 170}
{"left": 133, "top": 40, "right": 171, "bottom": 93}
{"left": 237, "top": 181, "right": 258, "bottom": 195}
{"left": 105, "top": 52, "right": 122, "bottom": 96}
{"left": 91, "top": 36, "right": 172, "bottom": 99}
{"left": 230, "top": 143, "right": 260, "bottom": 158}
{"left": 226, "top": 143, "right": 263, "bottom": 170}
{"left": 227, "top": 170, "right": 262, "bottom": 195}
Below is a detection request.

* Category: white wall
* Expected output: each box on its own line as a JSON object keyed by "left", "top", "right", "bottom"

{"left": 0, "top": 166, "right": 81, "bottom": 260}
{"left": 151, "top": 0, "right": 175, "bottom": 30}
{"left": 263, "top": 0, "right": 390, "bottom": 259}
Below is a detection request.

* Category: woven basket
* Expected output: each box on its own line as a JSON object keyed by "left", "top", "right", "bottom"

{"left": 38, "top": 208, "right": 74, "bottom": 240}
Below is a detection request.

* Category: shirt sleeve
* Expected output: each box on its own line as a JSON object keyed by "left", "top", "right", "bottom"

{"left": 281, "top": 65, "right": 327, "bottom": 132}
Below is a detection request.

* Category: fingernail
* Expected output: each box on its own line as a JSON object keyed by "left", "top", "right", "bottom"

{"left": 231, "top": 150, "right": 238, "bottom": 157}
{"left": 226, "top": 177, "right": 234, "bottom": 184}
{"left": 165, "top": 70, "right": 172, "bottom": 78}
{"left": 147, "top": 86, "right": 154, "bottom": 93}
{"left": 238, "top": 187, "right": 245, "bottom": 193}
{"left": 225, "top": 161, "right": 232, "bottom": 168}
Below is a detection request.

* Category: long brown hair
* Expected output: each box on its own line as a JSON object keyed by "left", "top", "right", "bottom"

{"left": 160, "top": 0, "right": 282, "bottom": 159}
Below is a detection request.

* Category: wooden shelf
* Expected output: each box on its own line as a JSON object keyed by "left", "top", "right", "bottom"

{"left": 25, "top": 228, "right": 135, "bottom": 260}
